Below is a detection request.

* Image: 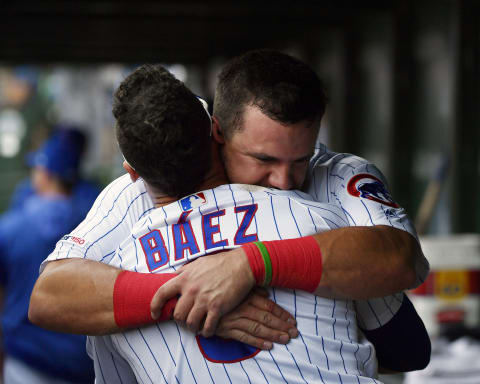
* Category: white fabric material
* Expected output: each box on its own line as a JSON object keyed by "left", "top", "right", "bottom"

{"left": 90, "top": 185, "right": 381, "bottom": 383}
{"left": 41, "top": 147, "right": 432, "bottom": 383}
{"left": 43, "top": 146, "right": 429, "bottom": 285}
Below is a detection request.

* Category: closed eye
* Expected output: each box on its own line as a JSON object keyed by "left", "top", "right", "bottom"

{"left": 249, "top": 153, "right": 278, "bottom": 163}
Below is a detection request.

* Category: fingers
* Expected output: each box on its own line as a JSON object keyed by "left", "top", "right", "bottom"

{"left": 244, "top": 305, "right": 297, "bottom": 335}
{"left": 216, "top": 317, "right": 296, "bottom": 348}
{"left": 183, "top": 302, "right": 216, "bottom": 335}
{"left": 150, "top": 278, "right": 181, "bottom": 319}
{"left": 213, "top": 295, "right": 299, "bottom": 349}
{"left": 172, "top": 294, "right": 195, "bottom": 325}
{"left": 215, "top": 328, "right": 274, "bottom": 351}
{"left": 201, "top": 308, "right": 221, "bottom": 337}
{"left": 248, "top": 293, "right": 296, "bottom": 326}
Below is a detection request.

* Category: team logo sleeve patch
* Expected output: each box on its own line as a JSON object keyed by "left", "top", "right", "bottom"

{"left": 347, "top": 173, "right": 399, "bottom": 208}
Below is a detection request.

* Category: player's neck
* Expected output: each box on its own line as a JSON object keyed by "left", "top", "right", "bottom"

{"left": 149, "top": 142, "right": 228, "bottom": 208}
{"left": 144, "top": 184, "right": 178, "bottom": 208}
{"left": 195, "top": 170, "right": 228, "bottom": 193}
{"left": 195, "top": 141, "right": 228, "bottom": 191}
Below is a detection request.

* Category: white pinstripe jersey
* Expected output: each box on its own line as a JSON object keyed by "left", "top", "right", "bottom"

{"left": 42, "top": 144, "right": 428, "bottom": 285}
{"left": 42, "top": 145, "right": 428, "bottom": 382}
{"left": 90, "top": 184, "right": 392, "bottom": 384}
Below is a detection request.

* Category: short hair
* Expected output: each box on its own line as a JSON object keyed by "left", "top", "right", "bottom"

{"left": 213, "top": 49, "right": 328, "bottom": 139}
{"left": 113, "top": 64, "right": 211, "bottom": 198}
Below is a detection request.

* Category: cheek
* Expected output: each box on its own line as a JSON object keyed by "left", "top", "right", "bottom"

{"left": 292, "top": 163, "right": 309, "bottom": 186}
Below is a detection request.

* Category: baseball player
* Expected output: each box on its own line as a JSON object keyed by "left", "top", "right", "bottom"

{"left": 93, "top": 186, "right": 384, "bottom": 383}
{"left": 77, "top": 64, "right": 427, "bottom": 383}
{"left": 0, "top": 129, "right": 97, "bottom": 384}
{"left": 31, "top": 51, "right": 429, "bottom": 353}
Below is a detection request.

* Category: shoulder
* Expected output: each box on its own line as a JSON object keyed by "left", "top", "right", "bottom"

{"left": 310, "top": 148, "right": 375, "bottom": 178}
{"left": 257, "top": 187, "right": 349, "bottom": 230}
{"left": 305, "top": 147, "right": 416, "bottom": 231}
{"left": 85, "top": 174, "right": 150, "bottom": 218}
{"left": 100, "top": 173, "right": 146, "bottom": 198}
{"left": 305, "top": 147, "right": 388, "bottom": 202}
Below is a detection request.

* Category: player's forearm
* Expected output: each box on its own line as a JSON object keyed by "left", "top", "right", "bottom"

{"left": 29, "top": 258, "right": 121, "bottom": 335}
{"left": 313, "top": 225, "right": 420, "bottom": 299}
{"left": 30, "top": 259, "right": 297, "bottom": 348}
{"left": 244, "top": 225, "right": 421, "bottom": 300}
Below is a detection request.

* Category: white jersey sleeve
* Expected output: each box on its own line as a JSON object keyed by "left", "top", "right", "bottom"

{"left": 40, "top": 174, "right": 155, "bottom": 272}
{"left": 354, "top": 293, "right": 405, "bottom": 331}
{"left": 304, "top": 146, "right": 429, "bottom": 288}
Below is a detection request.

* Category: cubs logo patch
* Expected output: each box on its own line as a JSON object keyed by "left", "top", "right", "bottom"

{"left": 347, "top": 173, "right": 399, "bottom": 208}
{"left": 179, "top": 192, "right": 207, "bottom": 211}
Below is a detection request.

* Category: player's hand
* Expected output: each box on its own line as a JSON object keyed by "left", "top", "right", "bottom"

{"left": 150, "top": 247, "right": 255, "bottom": 336}
{"left": 215, "top": 289, "right": 298, "bottom": 350}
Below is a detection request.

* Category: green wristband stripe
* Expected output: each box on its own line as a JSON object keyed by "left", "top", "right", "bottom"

{"left": 254, "top": 241, "right": 272, "bottom": 286}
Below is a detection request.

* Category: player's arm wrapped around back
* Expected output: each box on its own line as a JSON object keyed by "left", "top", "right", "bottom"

{"left": 355, "top": 293, "right": 431, "bottom": 372}
{"left": 113, "top": 271, "right": 178, "bottom": 327}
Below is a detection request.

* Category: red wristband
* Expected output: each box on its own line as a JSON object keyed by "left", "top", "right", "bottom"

{"left": 113, "top": 271, "right": 178, "bottom": 328}
{"left": 242, "top": 236, "right": 322, "bottom": 293}
{"left": 243, "top": 242, "right": 265, "bottom": 285}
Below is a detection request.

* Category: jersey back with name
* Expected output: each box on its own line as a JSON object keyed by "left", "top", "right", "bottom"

{"left": 91, "top": 184, "right": 380, "bottom": 384}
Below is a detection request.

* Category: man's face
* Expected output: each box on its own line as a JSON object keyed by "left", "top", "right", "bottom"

{"left": 220, "top": 105, "right": 318, "bottom": 190}
{"left": 31, "top": 166, "right": 50, "bottom": 195}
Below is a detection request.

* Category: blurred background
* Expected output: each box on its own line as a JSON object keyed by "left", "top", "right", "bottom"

{"left": 0, "top": 0, "right": 479, "bottom": 383}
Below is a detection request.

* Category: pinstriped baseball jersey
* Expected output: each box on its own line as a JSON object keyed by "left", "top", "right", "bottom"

{"left": 42, "top": 145, "right": 428, "bottom": 286}
{"left": 41, "top": 147, "right": 416, "bottom": 382}
{"left": 304, "top": 145, "right": 429, "bottom": 287}
{"left": 89, "top": 184, "right": 386, "bottom": 384}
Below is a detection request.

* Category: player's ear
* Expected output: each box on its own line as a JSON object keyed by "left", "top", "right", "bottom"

{"left": 123, "top": 161, "right": 140, "bottom": 182}
{"left": 211, "top": 116, "right": 225, "bottom": 144}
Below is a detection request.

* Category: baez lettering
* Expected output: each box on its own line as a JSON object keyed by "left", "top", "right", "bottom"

{"left": 140, "top": 204, "right": 258, "bottom": 272}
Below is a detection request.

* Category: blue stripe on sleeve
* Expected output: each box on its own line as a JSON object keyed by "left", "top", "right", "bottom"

{"left": 84, "top": 191, "right": 148, "bottom": 259}
{"left": 366, "top": 301, "right": 382, "bottom": 327}
{"left": 81, "top": 183, "right": 136, "bottom": 237}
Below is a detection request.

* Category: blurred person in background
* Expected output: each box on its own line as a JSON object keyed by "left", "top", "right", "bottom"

{"left": 7, "top": 124, "right": 100, "bottom": 223}
{"left": 0, "top": 127, "right": 98, "bottom": 384}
